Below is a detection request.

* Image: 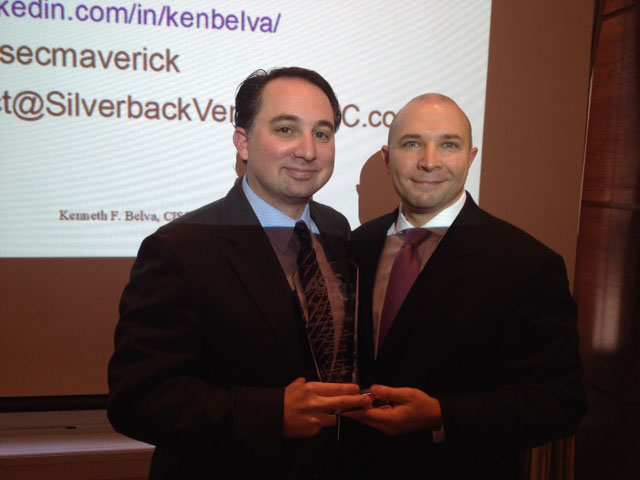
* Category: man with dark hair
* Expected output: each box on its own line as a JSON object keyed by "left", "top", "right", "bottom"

{"left": 108, "top": 67, "right": 369, "bottom": 479}
{"left": 234, "top": 67, "right": 342, "bottom": 133}
{"left": 344, "top": 93, "right": 586, "bottom": 478}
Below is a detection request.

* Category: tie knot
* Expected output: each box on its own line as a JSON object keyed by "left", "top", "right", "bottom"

{"left": 403, "top": 228, "right": 430, "bottom": 247}
{"left": 294, "top": 219, "right": 310, "bottom": 236}
{"left": 294, "top": 220, "right": 312, "bottom": 246}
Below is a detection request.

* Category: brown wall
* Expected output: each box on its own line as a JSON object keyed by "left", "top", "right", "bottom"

{"left": 480, "top": 0, "right": 595, "bottom": 284}
{"left": 0, "top": 259, "right": 133, "bottom": 396}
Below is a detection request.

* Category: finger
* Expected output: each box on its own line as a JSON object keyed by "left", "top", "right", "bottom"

{"left": 370, "top": 385, "right": 412, "bottom": 403}
{"left": 342, "top": 410, "right": 397, "bottom": 435}
{"left": 288, "top": 377, "right": 306, "bottom": 387}
{"left": 312, "top": 393, "right": 372, "bottom": 412}
{"left": 309, "top": 382, "right": 361, "bottom": 396}
{"left": 314, "top": 412, "right": 339, "bottom": 428}
{"left": 340, "top": 407, "right": 372, "bottom": 420}
{"left": 361, "top": 405, "right": 400, "bottom": 421}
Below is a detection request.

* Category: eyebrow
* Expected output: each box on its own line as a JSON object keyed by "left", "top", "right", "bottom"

{"left": 269, "top": 115, "right": 335, "bottom": 130}
{"left": 396, "top": 132, "right": 463, "bottom": 142}
{"left": 397, "top": 134, "right": 422, "bottom": 142}
{"left": 440, "top": 133, "right": 463, "bottom": 140}
{"left": 269, "top": 114, "right": 299, "bottom": 124}
{"left": 316, "top": 119, "right": 336, "bottom": 130}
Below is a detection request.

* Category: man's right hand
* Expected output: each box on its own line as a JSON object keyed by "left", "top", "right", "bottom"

{"left": 283, "top": 377, "right": 371, "bottom": 438}
{"left": 342, "top": 384, "right": 443, "bottom": 435}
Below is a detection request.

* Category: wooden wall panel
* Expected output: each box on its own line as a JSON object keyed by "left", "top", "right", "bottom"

{"left": 574, "top": 1, "right": 640, "bottom": 479}
{"left": 0, "top": 451, "right": 152, "bottom": 480}
{"left": 603, "top": 0, "right": 639, "bottom": 15}
{"left": 577, "top": 0, "right": 640, "bottom": 402}
{"left": 582, "top": 3, "right": 640, "bottom": 206}
{"left": 575, "top": 206, "right": 640, "bottom": 398}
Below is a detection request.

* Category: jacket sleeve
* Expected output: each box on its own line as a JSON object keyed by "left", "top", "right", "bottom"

{"left": 107, "top": 230, "right": 286, "bottom": 463}
{"left": 438, "top": 252, "right": 586, "bottom": 448}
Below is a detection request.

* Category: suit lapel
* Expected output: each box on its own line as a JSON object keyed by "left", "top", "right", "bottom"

{"left": 218, "top": 183, "right": 306, "bottom": 372}
{"left": 353, "top": 213, "right": 396, "bottom": 380}
{"left": 377, "top": 197, "right": 482, "bottom": 359}
{"left": 358, "top": 213, "right": 397, "bottom": 312}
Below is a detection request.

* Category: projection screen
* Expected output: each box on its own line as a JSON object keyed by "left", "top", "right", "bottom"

{"left": 0, "top": 0, "right": 492, "bottom": 398}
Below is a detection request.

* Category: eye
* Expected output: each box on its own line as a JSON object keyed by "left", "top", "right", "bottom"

{"left": 403, "top": 141, "right": 421, "bottom": 149}
{"left": 314, "top": 130, "right": 332, "bottom": 142}
{"left": 442, "top": 141, "right": 459, "bottom": 149}
{"left": 277, "top": 126, "right": 294, "bottom": 136}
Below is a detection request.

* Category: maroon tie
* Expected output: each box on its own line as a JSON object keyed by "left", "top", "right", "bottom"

{"left": 378, "top": 228, "right": 431, "bottom": 349}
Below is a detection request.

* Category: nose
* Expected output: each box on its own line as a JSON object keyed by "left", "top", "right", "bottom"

{"left": 293, "top": 133, "right": 317, "bottom": 162}
{"left": 417, "top": 143, "right": 442, "bottom": 171}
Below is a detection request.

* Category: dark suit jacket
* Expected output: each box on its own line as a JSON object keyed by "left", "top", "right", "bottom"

{"left": 346, "top": 195, "right": 586, "bottom": 478}
{"left": 108, "top": 182, "right": 350, "bottom": 479}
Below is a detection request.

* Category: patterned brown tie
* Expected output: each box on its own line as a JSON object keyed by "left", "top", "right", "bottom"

{"left": 294, "top": 220, "right": 336, "bottom": 381}
{"left": 378, "top": 228, "right": 431, "bottom": 349}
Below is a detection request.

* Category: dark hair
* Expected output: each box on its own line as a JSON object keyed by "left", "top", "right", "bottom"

{"left": 234, "top": 67, "right": 341, "bottom": 133}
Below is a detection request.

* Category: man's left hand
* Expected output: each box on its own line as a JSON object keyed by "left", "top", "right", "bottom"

{"left": 343, "top": 385, "right": 442, "bottom": 435}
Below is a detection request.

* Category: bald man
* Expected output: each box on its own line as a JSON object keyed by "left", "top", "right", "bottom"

{"left": 344, "top": 94, "right": 585, "bottom": 478}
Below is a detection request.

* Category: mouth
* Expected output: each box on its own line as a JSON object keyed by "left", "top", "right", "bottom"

{"left": 285, "top": 167, "right": 316, "bottom": 180}
{"left": 411, "top": 178, "right": 445, "bottom": 187}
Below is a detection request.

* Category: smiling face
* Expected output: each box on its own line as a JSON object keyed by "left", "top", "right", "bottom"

{"left": 233, "top": 77, "right": 336, "bottom": 219}
{"left": 382, "top": 96, "right": 478, "bottom": 226}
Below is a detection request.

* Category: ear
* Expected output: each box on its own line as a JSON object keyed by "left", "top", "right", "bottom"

{"left": 469, "top": 146, "right": 478, "bottom": 166}
{"left": 381, "top": 146, "right": 390, "bottom": 173}
{"left": 233, "top": 128, "right": 250, "bottom": 161}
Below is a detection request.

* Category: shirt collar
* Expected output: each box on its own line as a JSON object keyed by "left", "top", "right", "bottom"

{"left": 389, "top": 191, "right": 467, "bottom": 235}
{"left": 242, "top": 175, "right": 319, "bottom": 251}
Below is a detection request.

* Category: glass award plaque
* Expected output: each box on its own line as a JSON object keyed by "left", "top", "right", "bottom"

{"left": 294, "top": 259, "right": 359, "bottom": 384}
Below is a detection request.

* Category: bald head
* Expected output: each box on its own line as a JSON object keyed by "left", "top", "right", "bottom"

{"left": 381, "top": 92, "right": 478, "bottom": 226}
{"left": 388, "top": 93, "right": 473, "bottom": 147}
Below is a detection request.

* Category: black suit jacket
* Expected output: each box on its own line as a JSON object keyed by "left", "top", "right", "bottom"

{"left": 346, "top": 195, "right": 586, "bottom": 478}
{"left": 108, "top": 182, "right": 350, "bottom": 479}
